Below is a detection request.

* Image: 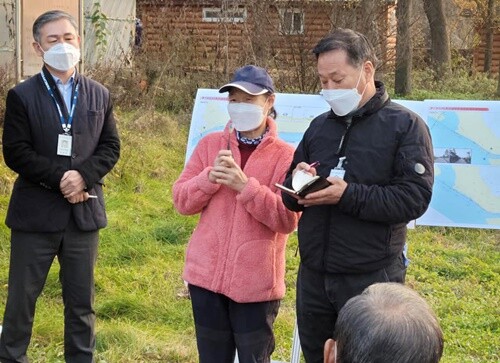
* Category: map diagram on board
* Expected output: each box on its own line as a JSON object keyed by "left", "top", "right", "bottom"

{"left": 418, "top": 100, "right": 500, "bottom": 229}
{"left": 185, "top": 89, "right": 500, "bottom": 229}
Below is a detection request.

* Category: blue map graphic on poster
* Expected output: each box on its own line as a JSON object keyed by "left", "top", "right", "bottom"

{"left": 417, "top": 100, "right": 500, "bottom": 228}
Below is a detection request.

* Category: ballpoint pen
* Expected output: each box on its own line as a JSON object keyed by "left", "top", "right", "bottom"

{"left": 227, "top": 122, "right": 234, "bottom": 151}
{"left": 308, "top": 161, "right": 320, "bottom": 168}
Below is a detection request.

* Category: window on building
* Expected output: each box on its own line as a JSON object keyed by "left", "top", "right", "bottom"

{"left": 202, "top": 7, "right": 247, "bottom": 23}
{"left": 279, "top": 8, "right": 304, "bottom": 35}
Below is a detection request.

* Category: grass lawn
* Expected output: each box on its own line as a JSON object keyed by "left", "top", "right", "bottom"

{"left": 0, "top": 108, "right": 498, "bottom": 362}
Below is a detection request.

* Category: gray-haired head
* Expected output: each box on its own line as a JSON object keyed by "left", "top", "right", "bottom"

{"left": 313, "top": 28, "right": 379, "bottom": 69}
{"left": 333, "top": 283, "right": 444, "bottom": 363}
{"left": 33, "top": 10, "right": 78, "bottom": 43}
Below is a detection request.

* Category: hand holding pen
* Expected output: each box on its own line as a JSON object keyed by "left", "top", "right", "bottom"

{"left": 307, "top": 161, "right": 320, "bottom": 169}
{"left": 209, "top": 123, "right": 237, "bottom": 184}
{"left": 293, "top": 160, "right": 320, "bottom": 177}
{"left": 66, "top": 191, "right": 97, "bottom": 204}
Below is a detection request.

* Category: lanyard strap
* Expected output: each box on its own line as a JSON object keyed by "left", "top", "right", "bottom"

{"left": 335, "top": 117, "right": 353, "bottom": 156}
{"left": 40, "top": 71, "right": 79, "bottom": 134}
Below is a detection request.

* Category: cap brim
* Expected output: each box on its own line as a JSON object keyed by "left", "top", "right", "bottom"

{"left": 218, "top": 81, "right": 269, "bottom": 95}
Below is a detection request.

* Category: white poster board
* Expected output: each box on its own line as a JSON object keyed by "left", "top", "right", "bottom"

{"left": 186, "top": 89, "right": 500, "bottom": 229}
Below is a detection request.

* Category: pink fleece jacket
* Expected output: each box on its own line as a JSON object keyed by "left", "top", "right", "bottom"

{"left": 173, "top": 117, "right": 299, "bottom": 303}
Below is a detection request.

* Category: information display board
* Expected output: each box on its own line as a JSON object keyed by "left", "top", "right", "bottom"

{"left": 186, "top": 89, "right": 500, "bottom": 229}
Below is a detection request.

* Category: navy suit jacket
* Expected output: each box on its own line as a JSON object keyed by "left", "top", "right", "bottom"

{"left": 2, "top": 67, "right": 120, "bottom": 232}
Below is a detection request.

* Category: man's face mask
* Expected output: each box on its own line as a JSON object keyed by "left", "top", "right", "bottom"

{"left": 40, "top": 42, "right": 80, "bottom": 72}
{"left": 321, "top": 66, "right": 365, "bottom": 116}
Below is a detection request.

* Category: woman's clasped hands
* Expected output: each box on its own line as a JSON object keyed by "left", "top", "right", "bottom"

{"left": 208, "top": 149, "right": 248, "bottom": 192}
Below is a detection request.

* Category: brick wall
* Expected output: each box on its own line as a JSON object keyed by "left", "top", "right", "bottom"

{"left": 136, "top": 0, "right": 393, "bottom": 75}
{"left": 473, "top": 28, "right": 500, "bottom": 73}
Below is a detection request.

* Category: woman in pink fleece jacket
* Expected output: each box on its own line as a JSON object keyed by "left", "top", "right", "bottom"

{"left": 173, "top": 65, "right": 299, "bottom": 363}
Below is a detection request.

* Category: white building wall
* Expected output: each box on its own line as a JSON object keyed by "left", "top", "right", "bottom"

{"left": 0, "top": 0, "right": 135, "bottom": 77}
{"left": 83, "top": 0, "right": 136, "bottom": 67}
{"left": 0, "top": 0, "right": 15, "bottom": 73}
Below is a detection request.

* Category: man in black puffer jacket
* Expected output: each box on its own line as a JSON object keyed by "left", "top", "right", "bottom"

{"left": 281, "top": 29, "right": 434, "bottom": 363}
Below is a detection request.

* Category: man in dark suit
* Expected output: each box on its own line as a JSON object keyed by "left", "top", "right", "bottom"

{"left": 0, "top": 10, "right": 120, "bottom": 363}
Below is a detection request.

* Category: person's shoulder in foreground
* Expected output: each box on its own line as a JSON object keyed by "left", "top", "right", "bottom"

{"left": 324, "top": 282, "right": 444, "bottom": 363}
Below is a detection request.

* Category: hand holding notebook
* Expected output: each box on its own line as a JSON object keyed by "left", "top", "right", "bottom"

{"left": 275, "top": 169, "right": 331, "bottom": 198}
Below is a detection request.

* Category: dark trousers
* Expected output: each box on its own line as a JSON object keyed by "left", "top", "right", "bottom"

{"left": 188, "top": 284, "right": 280, "bottom": 363}
{"left": 0, "top": 217, "right": 99, "bottom": 363}
{"left": 296, "top": 256, "right": 406, "bottom": 363}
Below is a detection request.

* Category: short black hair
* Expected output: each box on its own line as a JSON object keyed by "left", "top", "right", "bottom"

{"left": 33, "top": 10, "right": 78, "bottom": 43}
{"left": 313, "top": 28, "right": 379, "bottom": 68}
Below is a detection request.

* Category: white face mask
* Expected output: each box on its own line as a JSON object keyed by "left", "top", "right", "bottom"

{"left": 321, "top": 67, "right": 365, "bottom": 116}
{"left": 41, "top": 43, "right": 80, "bottom": 72}
{"left": 227, "top": 102, "right": 265, "bottom": 132}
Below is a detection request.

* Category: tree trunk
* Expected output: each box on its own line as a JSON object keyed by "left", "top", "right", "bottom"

{"left": 395, "top": 0, "right": 413, "bottom": 95}
{"left": 358, "top": 0, "right": 383, "bottom": 76}
{"left": 483, "top": 0, "right": 495, "bottom": 74}
{"left": 422, "top": 0, "right": 451, "bottom": 79}
{"left": 497, "top": 72, "right": 500, "bottom": 97}
{"left": 358, "top": 0, "right": 380, "bottom": 43}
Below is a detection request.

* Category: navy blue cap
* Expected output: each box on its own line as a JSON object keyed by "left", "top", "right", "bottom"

{"left": 219, "top": 65, "right": 275, "bottom": 95}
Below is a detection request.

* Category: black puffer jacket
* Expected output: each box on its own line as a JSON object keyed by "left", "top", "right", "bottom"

{"left": 282, "top": 82, "right": 434, "bottom": 273}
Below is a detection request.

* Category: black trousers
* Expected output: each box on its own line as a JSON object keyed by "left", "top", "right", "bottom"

{"left": 296, "top": 256, "right": 406, "bottom": 363}
{"left": 188, "top": 284, "right": 280, "bottom": 363}
{"left": 0, "top": 217, "right": 99, "bottom": 363}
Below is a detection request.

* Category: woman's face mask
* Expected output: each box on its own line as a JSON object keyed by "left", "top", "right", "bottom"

{"left": 227, "top": 102, "right": 266, "bottom": 132}
{"left": 40, "top": 42, "right": 80, "bottom": 72}
{"left": 321, "top": 67, "right": 365, "bottom": 116}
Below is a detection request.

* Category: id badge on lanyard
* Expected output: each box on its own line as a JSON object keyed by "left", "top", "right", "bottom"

{"left": 329, "top": 156, "right": 346, "bottom": 179}
{"left": 40, "top": 71, "right": 79, "bottom": 157}
{"left": 57, "top": 134, "right": 72, "bottom": 156}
